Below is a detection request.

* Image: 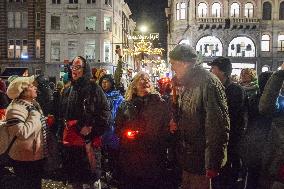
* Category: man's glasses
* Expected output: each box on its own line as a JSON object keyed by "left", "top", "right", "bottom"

{"left": 70, "top": 65, "right": 84, "bottom": 71}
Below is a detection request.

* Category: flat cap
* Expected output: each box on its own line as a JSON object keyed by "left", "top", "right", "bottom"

{"left": 169, "top": 44, "right": 197, "bottom": 62}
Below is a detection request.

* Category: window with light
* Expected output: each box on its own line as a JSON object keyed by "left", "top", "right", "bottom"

{"left": 228, "top": 37, "right": 256, "bottom": 57}
{"left": 104, "top": 16, "right": 111, "bottom": 31}
{"left": 278, "top": 35, "right": 284, "bottom": 51}
{"left": 198, "top": 2, "right": 207, "bottom": 17}
{"left": 230, "top": 3, "right": 240, "bottom": 17}
{"left": 212, "top": 2, "right": 221, "bottom": 17}
{"left": 196, "top": 36, "right": 223, "bottom": 57}
{"left": 244, "top": 3, "right": 254, "bottom": 18}
{"left": 104, "top": 41, "right": 111, "bottom": 62}
{"left": 261, "top": 34, "right": 270, "bottom": 52}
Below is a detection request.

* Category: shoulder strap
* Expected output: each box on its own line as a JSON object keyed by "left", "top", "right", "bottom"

{"left": 4, "top": 136, "right": 17, "bottom": 154}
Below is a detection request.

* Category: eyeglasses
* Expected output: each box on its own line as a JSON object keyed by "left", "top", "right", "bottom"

{"left": 70, "top": 65, "right": 84, "bottom": 71}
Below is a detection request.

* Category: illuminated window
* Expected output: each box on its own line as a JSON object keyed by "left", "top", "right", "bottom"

{"left": 8, "top": 40, "right": 14, "bottom": 58}
{"left": 21, "top": 40, "right": 28, "bottom": 59}
{"left": 261, "top": 34, "right": 270, "bottom": 52}
{"left": 198, "top": 2, "right": 208, "bottom": 17}
{"left": 104, "top": 16, "right": 111, "bottom": 31}
{"left": 212, "top": 2, "right": 221, "bottom": 17}
{"left": 36, "top": 39, "right": 40, "bottom": 58}
{"left": 104, "top": 41, "right": 111, "bottom": 62}
{"left": 15, "top": 40, "right": 21, "bottom": 58}
{"left": 244, "top": 3, "right": 254, "bottom": 18}
{"left": 278, "top": 35, "right": 284, "bottom": 51}
{"left": 180, "top": 3, "right": 186, "bottom": 19}
{"left": 196, "top": 36, "right": 223, "bottom": 57}
{"left": 230, "top": 3, "right": 240, "bottom": 17}
{"left": 228, "top": 37, "right": 256, "bottom": 57}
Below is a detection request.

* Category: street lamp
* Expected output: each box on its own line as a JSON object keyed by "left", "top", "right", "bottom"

{"left": 139, "top": 25, "right": 148, "bottom": 33}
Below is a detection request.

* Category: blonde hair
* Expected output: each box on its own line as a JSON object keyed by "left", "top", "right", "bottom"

{"left": 125, "top": 71, "right": 157, "bottom": 101}
{"left": 240, "top": 68, "right": 257, "bottom": 82}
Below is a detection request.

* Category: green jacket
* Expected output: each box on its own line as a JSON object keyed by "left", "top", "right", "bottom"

{"left": 259, "top": 70, "right": 284, "bottom": 180}
{"left": 177, "top": 64, "right": 230, "bottom": 174}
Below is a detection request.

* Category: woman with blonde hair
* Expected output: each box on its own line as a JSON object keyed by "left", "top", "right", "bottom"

{"left": 115, "top": 71, "right": 173, "bottom": 189}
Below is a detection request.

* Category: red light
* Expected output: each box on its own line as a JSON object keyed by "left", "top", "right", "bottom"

{"left": 125, "top": 130, "right": 139, "bottom": 140}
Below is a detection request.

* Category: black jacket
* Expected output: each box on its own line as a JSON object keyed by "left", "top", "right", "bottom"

{"left": 62, "top": 77, "right": 110, "bottom": 139}
{"left": 115, "top": 94, "right": 171, "bottom": 178}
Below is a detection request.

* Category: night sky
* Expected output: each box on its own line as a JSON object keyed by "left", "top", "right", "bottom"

{"left": 125, "top": 0, "right": 168, "bottom": 52}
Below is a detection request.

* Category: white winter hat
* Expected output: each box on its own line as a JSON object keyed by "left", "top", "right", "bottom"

{"left": 7, "top": 76, "right": 35, "bottom": 99}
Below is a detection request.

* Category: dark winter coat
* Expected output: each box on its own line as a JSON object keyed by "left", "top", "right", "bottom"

{"left": 224, "top": 79, "right": 247, "bottom": 162}
{"left": 115, "top": 93, "right": 171, "bottom": 179}
{"left": 176, "top": 64, "right": 230, "bottom": 175}
{"left": 259, "top": 70, "right": 284, "bottom": 182}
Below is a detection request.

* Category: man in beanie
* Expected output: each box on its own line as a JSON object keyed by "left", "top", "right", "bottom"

{"left": 208, "top": 57, "right": 247, "bottom": 188}
{"left": 61, "top": 56, "right": 110, "bottom": 189}
{"left": 169, "top": 44, "right": 230, "bottom": 189}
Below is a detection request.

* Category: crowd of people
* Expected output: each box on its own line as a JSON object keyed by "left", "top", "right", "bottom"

{"left": 0, "top": 44, "right": 283, "bottom": 189}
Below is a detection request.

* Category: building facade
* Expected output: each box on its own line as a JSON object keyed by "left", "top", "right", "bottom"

{"left": 0, "top": 0, "right": 46, "bottom": 77}
{"left": 166, "top": 0, "right": 284, "bottom": 75}
{"left": 45, "top": 0, "right": 135, "bottom": 81}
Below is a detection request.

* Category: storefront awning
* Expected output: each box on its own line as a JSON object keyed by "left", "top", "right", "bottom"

{"left": 0, "top": 67, "right": 29, "bottom": 79}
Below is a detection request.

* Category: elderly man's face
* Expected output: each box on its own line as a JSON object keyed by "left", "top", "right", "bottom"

{"left": 170, "top": 59, "right": 190, "bottom": 80}
{"left": 71, "top": 57, "right": 84, "bottom": 81}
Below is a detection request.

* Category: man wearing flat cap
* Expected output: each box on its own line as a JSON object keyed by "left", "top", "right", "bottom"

{"left": 208, "top": 57, "right": 247, "bottom": 188}
{"left": 169, "top": 44, "right": 230, "bottom": 189}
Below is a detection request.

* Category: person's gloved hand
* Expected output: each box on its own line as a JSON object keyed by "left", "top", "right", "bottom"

{"left": 206, "top": 169, "right": 219, "bottom": 179}
{"left": 46, "top": 115, "right": 55, "bottom": 127}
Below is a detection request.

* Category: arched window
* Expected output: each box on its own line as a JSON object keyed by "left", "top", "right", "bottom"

{"left": 212, "top": 2, "right": 221, "bottom": 17}
{"left": 278, "top": 34, "right": 284, "bottom": 51}
{"left": 230, "top": 3, "right": 240, "bottom": 17}
{"left": 198, "top": 2, "right": 208, "bottom": 17}
{"left": 280, "top": 2, "right": 284, "bottom": 20}
{"left": 262, "top": 2, "right": 272, "bottom": 20}
{"left": 261, "top": 34, "right": 270, "bottom": 52}
{"left": 179, "top": 39, "right": 190, "bottom": 45}
{"left": 244, "top": 3, "right": 254, "bottom": 18}
{"left": 228, "top": 36, "right": 256, "bottom": 57}
{"left": 196, "top": 36, "right": 223, "bottom": 57}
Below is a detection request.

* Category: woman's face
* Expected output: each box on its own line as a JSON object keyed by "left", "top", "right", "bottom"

{"left": 71, "top": 57, "right": 84, "bottom": 81}
{"left": 135, "top": 74, "right": 151, "bottom": 96}
{"left": 22, "top": 84, "right": 37, "bottom": 100}
{"left": 101, "top": 79, "right": 112, "bottom": 92}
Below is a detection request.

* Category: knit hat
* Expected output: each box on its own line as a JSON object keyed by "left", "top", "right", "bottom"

{"left": 169, "top": 44, "right": 197, "bottom": 62}
{"left": 7, "top": 76, "right": 35, "bottom": 99}
{"left": 207, "top": 57, "right": 232, "bottom": 76}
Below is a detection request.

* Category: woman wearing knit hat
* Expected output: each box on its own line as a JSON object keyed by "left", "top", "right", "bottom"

{"left": 4, "top": 76, "right": 46, "bottom": 189}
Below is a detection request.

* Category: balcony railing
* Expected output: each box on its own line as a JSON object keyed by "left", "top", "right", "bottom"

{"left": 196, "top": 17, "right": 226, "bottom": 23}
